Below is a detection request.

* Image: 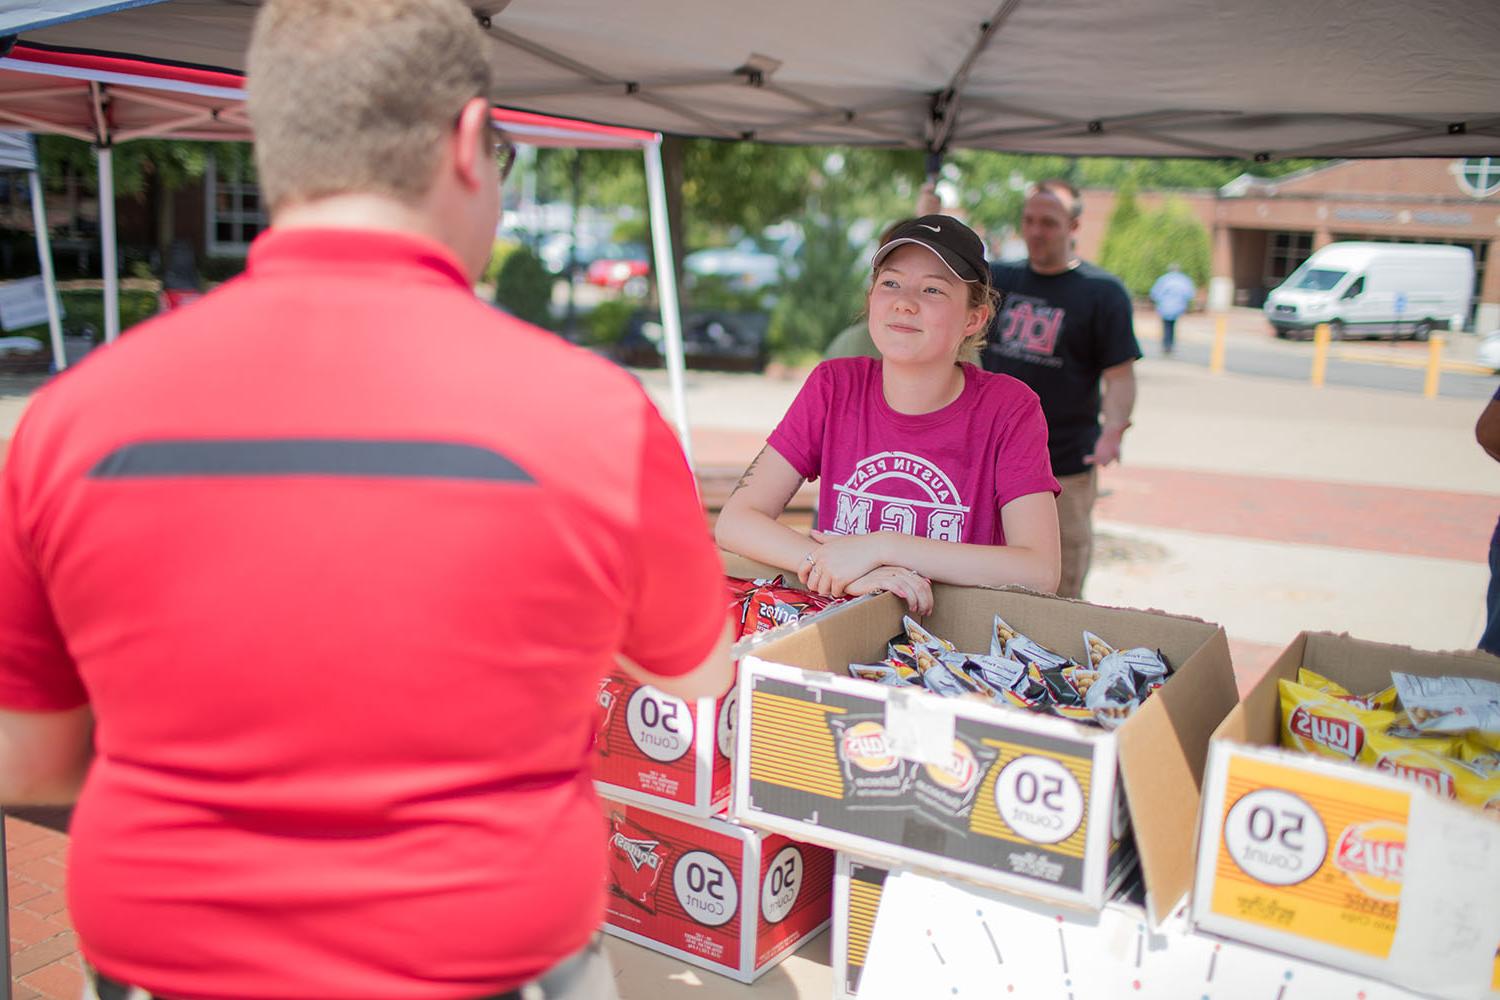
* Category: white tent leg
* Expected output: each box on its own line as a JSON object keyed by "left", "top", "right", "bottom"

{"left": 642, "top": 139, "right": 692, "bottom": 469}
{"left": 96, "top": 143, "right": 119, "bottom": 343}
{"left": 27, "top": 169, "right": 66, "bottom": 371}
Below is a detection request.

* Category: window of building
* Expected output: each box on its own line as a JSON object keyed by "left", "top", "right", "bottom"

{"left": 1265, "top": 231, "right": 1313, "bottom": 283}
{"left": 205, "top": 150, "right": 267, "bottom": 256}
{"left": 1458, "top": 157, "right": 1500, "bottom": 199}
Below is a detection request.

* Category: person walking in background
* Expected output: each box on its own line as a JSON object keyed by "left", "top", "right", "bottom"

{"left": 1150, "top": 263, "right": 1196, "bottom": 355}
{"left": 1475, "top": 387, "right": 1500, "bottom": 656}
{"left": 0, "top": 2, "right": 733, "bottom": 998}
{"left": 982, "top": 179, "right": 1140, "bottom": 600}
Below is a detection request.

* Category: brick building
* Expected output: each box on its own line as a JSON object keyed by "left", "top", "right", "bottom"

{"left": 1074, "top": 157, "right": 1500, "bottom": 332}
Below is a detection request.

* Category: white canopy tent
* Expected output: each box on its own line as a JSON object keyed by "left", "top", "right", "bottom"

{"left": 0, "top": 44, "right": 695, "bottom": 453}
{"left": 0, "top": 128, "right": 65, "bottom": 369}
{"left": 0, "top": 45, "right": 254, "bottom": 349}
{"left": 3, "top": 0, "right": 1498, "bottom": 159}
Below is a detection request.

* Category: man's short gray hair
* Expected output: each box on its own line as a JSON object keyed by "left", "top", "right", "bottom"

{"left": 247, "top": 0, "right": 492, "bottom": 211}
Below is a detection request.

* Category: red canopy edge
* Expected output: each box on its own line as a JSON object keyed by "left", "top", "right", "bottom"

{"left": 9, "top": 43, "right": 247, "bottom": 92}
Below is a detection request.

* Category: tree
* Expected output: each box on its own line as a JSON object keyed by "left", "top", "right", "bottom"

{"left": 1097, "top": 197, "right": 1211, "bottom": 298}
{"left": 766, "top": 188, "right": 867, "bottom": 360}
{"left": 1097, "top": 178, "right": 1141, "bottom": 276}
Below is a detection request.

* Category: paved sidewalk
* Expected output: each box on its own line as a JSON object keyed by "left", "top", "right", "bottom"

{"left": 4, "top": 816, "right": 83, "bottom": 1000}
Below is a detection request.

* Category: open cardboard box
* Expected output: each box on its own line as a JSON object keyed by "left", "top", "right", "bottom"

{"left": 1192, "top": 632, "right": 1500, "bottom": 999}
{"left": 731, "top": 585, "right": 1238, "bottom": 923}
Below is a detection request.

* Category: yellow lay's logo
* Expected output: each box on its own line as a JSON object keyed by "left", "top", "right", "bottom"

{"left": 1334, "top": 821, "right": 1406, "bottom": 901}
{"left": 1288, "top": 705, "right": 1365, "bottom": 759}
{"left": 840, "top": 721, "right": 898, "bottom": 773}
{"left": 1373, "top": 753, "right": 1456, "bottom": 799}
{"left": 922, "top": 739, "right": 981, "bottom": 793}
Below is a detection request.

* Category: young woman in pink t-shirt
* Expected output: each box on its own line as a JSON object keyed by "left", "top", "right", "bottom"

{"left": 715, "top": 216, "right": 1061, "bottom": 612}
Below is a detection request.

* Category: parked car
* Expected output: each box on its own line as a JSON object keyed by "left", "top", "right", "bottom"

{"left": 585, "top": 243, "right": 650, "bottom": 296}
{"left": 538, "top": 232, "right": 605, "bottom": 277}
{"left": 685, "top": 238, "right": 785, "bottom": 291}
{"left": 1264, "top": 242, "right": 1473, "bottom": 341}
{"left": 614, "top": 309, "right": 769, "bottom": 372}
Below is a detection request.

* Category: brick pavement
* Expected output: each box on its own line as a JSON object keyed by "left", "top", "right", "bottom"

{"left": 1095, "top": 464, "right": 1496, "bottom": 564}
{"left": 688, "top": 427, "right": 1497, "bottom": 565}
{"left": 4, "top": 816, "right": 84, "bottom": 1000}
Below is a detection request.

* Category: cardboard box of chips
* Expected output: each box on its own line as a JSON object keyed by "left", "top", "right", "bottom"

{"left": 600, "top": 797, "right": 834, "bottom": 983}
{"left": 1191, "top": 632, "right": 1500, "bottom": 999}
{"left": 731, "top": 587, "right": 1238, "bottom": 922}
{"left": 592, "top": 553, "right": 842, "bottom": 817}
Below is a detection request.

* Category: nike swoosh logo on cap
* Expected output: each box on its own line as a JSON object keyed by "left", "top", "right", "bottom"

{"left": 918, "top": 224, "right": 941, "bottom": 232}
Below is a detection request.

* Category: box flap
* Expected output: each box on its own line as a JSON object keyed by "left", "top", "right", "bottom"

{"left": 1117, "top": 626, "right": 1239, "bottom": 924}
{"left": 721, "top": 550, "right": 793, "bottom": 583}
{"left": 1218, "top": 633, "right": 1309, "bottom": 749}
{"left": 746, "top": 591, "right": 904, "bottom": 672}
{"left": 1302, "top": 631, "right": 1500, "bottom": 689}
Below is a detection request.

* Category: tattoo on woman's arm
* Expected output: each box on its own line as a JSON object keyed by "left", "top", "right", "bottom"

{"left": 729, "top": 447, "right": 768, "bottom": 497}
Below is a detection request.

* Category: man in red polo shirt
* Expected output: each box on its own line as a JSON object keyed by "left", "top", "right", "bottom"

{"left": 0, "top": 2, "right": 733, "bottom": 998}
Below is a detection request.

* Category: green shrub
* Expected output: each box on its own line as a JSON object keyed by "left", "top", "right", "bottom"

{"left": 1098, "top": 196, "right": 1211, "bottom": 298}
{"left": 685, "top": 274, "right": 768, "bottom": 314}
{"left": 481, "top": 239, "right": 521, "bottom": 288}
{"left": 584, "top": 298, "right": 636, "bottom": 347}
{"left": 492, "top": 244, "right": 554, "bottom": 329}
{"left": 766, "top": 213, "right": 865, "bottom": 361}
{"left": 6, "top": 288, "right": 158, "bottom": 343}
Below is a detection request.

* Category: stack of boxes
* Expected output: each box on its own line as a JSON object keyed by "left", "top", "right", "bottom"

{"left": 593, "top": 557, "right": 836, "bottom": 984}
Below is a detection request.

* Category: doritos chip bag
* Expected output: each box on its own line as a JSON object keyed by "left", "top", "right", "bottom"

{"left": 608, "top": 813, "right": 672, "bottom": 913}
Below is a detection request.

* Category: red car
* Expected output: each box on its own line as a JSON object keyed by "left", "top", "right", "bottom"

{"left": 584, "top": 243, "right": 650, "bottom": 296}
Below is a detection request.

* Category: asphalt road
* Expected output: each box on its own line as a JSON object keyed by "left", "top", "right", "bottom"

{"left": 1146, "top": 333, "right": 1497, "bottom": 399}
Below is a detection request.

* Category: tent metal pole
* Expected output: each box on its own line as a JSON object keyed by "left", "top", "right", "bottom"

{"left": 96, "top": 143, "right": 119, "bottom": 342}
{"left": 27, "top": 167, "right": 66, "bottom": 370}
{"left": 641, "top": 138, "right": 693, "bottom": 470}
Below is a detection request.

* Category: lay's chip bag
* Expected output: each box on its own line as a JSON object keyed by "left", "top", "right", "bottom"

{"left": 1279, "top": 678, "right": 1394, "bottom": 762}
{"left": 1297, "top": 668, "right": 1397, "bottom": 711}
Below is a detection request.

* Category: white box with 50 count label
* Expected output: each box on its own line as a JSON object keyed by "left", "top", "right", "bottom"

{"left": 731, "top": 586, "right": 1238, "bottom": 922}
{"left": 1191, "top": 632, "right": 1500, "bottom": 999}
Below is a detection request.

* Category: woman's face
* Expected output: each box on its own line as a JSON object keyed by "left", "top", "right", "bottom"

{"left": 867, "top": 243, "right": 986, "bottom": 368}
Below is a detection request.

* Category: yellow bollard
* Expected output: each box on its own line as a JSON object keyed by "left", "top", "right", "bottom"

{"left": 1209, "top": 315, "right": 1227, "bottom": 375}
{"left": 1424, "top": 334, "right": 1445, "bottom": 399}
{"left": 1310, "top": 323, "right": 1330, "bottom": 387}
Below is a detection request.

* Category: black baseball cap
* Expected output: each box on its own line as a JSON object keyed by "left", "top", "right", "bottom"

{"left": 871, "top": 215, "right": 987, "bottom": 283}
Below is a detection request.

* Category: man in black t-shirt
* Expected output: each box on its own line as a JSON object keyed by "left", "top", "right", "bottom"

{"left": 982, "top": 179, "right": 1140, "bottom": 599}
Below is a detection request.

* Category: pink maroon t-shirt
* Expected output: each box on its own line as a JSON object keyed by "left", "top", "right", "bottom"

{"left": 768, "top": 358, "right": 1060, "bottom": 546}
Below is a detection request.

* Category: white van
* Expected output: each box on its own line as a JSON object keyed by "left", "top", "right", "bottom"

{"left": 1263, "top": 242, "right": 1474, "bottom": 340}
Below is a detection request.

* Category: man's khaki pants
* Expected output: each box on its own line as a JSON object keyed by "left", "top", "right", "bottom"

{"left": 1054, "top": 468, "right": 1098, "bottom": 600}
